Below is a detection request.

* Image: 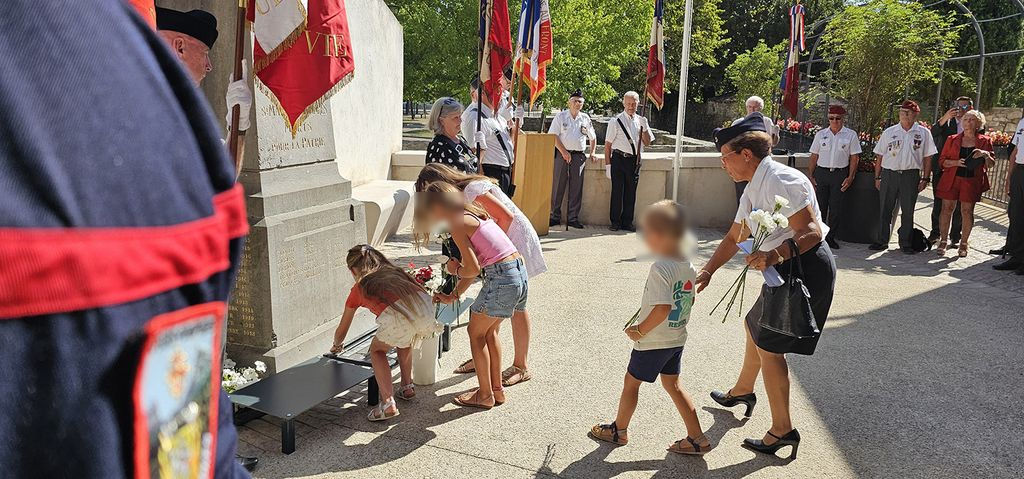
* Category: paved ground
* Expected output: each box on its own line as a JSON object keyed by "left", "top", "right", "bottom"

{"left": 238, "top": 193, "right": 1023, "bottom": 478}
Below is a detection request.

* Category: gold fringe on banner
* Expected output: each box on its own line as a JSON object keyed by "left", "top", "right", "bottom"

{"left": 256, "top": 71, "right": 355, "bottom": 137}
{"left": 252, "top": 0, "right": 308, "bottom": 73}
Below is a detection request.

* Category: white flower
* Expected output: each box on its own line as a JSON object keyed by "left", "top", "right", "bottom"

{"left": 254, "top": 361, "right": 267, "bottom": 373}
{"left": 772, "top": 212, "right": 789, "bottom": 229}
{"left": 773, "top": 195, "right": 790, "bottom": 211}
{"left": 749, "top": 210, "right": 777, "bottom": 232}
{"left": 425, "top": 275, "right": 443, "bottom": 292}
{"left": 223, "top": 358, "right": 236, "bottom": 369}
{"left": 241, "top": 368, "right": 259, "bottom": 382}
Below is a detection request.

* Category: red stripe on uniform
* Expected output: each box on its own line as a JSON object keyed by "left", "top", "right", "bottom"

{"left": 0, "top": 184, "right": 249, "bottom": 319}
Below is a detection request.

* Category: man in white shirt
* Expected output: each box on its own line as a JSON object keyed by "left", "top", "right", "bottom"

{"left": 604, "top": 91, "right": 653, "bottom": 231}
{"left": 808, "top": 105, "right": 861, "bottom": 250}
{"left": 870, "top": 100, "right": 936, "bottom": 253}
{"left": 548, "top": 89, "right": 597, "bottom": 229}
{"left": 993, "top": 115, "right": 1024, "bottom": 273}
{"left": 462, "top": 77, "right": 515, "bottom": 195}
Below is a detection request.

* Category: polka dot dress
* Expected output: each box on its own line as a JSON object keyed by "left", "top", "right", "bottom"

{"left": 426, "top": 134, "right": 477, "bottom": 173}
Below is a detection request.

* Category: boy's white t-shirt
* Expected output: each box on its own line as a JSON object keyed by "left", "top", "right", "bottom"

{"left": 634, "top": 258, "right": 696, "bottom": 351}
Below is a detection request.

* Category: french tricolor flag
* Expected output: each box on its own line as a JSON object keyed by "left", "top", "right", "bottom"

{"left": 780, "top": 3, "right": 805, "bottom": 119}
{"left": 646, "top": 0, "right": 665, "bottom": 110}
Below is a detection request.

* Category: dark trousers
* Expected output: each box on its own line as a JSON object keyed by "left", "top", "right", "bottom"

{"left": 1007, "top": 164, "right": 1024, "bottom": 259}
{"left": 813, "top": 167, "right": 848, "bottom": 241}
{"left": 550, "top": 151, "right": 586, "bottom": 223}
{"left": 878, "top": 168, "right": 921, "bottom": 248}
{"left": 930, "top": 167, "right": 961, "bottom": 242}
{"left": 482, "top": 164, "right": 512, "bottom": 196}
{"left": 609, "top": 151, "right": 638, "bottom": 228}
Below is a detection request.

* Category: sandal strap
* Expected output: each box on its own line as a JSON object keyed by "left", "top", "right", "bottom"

{"left": 686, "top": 436, "right": 701, "bottom": 452}
{"left": 766, "top": 430, "right": 783, "bottom": 440}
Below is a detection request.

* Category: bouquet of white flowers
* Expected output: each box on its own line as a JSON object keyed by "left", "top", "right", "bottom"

{"left": 222, "top": 358, "right": 268, "bottom": 393}
{"left": 711, "top": 195, "right": 790, "bottom": 322}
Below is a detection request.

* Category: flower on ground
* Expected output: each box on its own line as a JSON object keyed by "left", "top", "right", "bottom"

{"left": 254, "top": 361, "right": 267, "bottom": 373}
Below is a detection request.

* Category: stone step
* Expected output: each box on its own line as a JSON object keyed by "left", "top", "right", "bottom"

{"left": 352, "top": 179, "right": 416, "bottom": 246}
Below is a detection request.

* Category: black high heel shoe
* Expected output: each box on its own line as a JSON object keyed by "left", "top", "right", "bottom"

{"left": 710, "top": 389, "right": 756, "bottom": 417}
{"left": 742, "top": 429, "right": 800, "bottom": 460}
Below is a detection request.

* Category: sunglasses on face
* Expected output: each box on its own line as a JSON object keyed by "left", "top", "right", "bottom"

{"left": 828, "top": 116, "right": 842, "bottom": 121}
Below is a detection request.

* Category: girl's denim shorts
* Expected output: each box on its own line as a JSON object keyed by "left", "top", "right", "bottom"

{"left": 471, "top": 257, "right": 528, "bottom": 319}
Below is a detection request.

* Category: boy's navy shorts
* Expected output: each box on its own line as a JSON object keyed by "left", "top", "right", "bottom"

{"left": 627, "top": 346, "right": 683, "bottom": 382}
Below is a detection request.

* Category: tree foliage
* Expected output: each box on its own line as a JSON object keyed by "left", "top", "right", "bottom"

{"left": 819, "top": 0, "right": 959, "bottom": 132}
{"left": 388, "top": 0, "right": 727, "bottom": 109}
{"left": 724, "top": 41, "right": 786, "bottom": 116}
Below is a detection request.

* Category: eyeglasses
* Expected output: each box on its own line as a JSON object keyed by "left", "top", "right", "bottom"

{"left": 828, "top": 116, "right": 843, "bottom": 121}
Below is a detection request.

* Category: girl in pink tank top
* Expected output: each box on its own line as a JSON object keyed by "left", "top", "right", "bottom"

{"left": 415, "top": 181, "right": 527, "bottom": 409}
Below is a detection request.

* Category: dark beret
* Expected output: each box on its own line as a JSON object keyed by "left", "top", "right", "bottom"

{"left": 900, "top": 100, "right": 920, "bottom": 113}
{"left": 570, "top": 88, "right": 584, "bottom": 99}
{"left": 156, "top": 7, "right": 218, "bottom": 49}
{"left": 713, "top": 112, "right": 769, "bottom": 151}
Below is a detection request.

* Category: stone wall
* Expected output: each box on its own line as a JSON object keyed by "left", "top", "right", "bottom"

{"left": 393, "top": 151, "right": 812, "bottom": 228}
{"left": 983, "top": 107, "right": 1024, "bottom": 133}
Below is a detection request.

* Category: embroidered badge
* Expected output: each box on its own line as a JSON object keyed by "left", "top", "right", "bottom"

{"left": 134, "top": 302, "right": 225, "bottom": 479}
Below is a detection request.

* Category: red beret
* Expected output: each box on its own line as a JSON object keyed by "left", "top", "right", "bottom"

{"left": 828, "top": 105, "right": 846, "bottom": 115}
{"left": 900, "top": 100, "right": 920, "bottom": 113}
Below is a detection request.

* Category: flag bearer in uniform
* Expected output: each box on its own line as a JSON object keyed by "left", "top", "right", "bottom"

{"left": 0, "top": 1, "right": 248, "bottom": 477}
{"left": 870, "top": 100, "right": 936, "bottom": 253}
{"left": 604, "top": 91, "right": 653, "bottom": 232}
{"left": 807, "top": 105, "right": 861, "bottom": 249}
{"left": 463, "top": 77, "right": 516, "bottom": 196}
{"left": 548, "top": 88, "right": 597, "bottom": 229}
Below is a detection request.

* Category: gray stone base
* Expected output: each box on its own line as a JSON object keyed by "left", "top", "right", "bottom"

{"left": 227, "top": 161, "right": 370, "bottom": 372}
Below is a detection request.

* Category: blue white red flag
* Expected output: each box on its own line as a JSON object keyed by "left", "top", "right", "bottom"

{"left": 646, "top": 0, "right": 666, "bottom": 110}
{"left": 780, "top": 3, "right": 805, "bottom": 118}
{"left": 515, "top": 0, "right": 552, "bottom": 107}
{"left": 480, "top": 0, "right": 514, "bottom": 108}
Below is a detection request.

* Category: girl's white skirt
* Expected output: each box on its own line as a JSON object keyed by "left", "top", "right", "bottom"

{"left": 375, "top": 292, "right": 443, "bottom": 349}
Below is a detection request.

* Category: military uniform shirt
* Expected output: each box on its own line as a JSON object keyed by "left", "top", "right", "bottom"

{"left": 461, "top": 102, "right": 513, "bottom": 167}
{"left": 547, "top": 109, "right": 596, "bottom": 152}
{"left": 1012, "top": 118, "right": 1024, "bottom": 164}
{"left": 873, "top": 123, "right": 937, "bottom": 171}
{"left": 810, "top": 126, "right": 862, "bottom": 168}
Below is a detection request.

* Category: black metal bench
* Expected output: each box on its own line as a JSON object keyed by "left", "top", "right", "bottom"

{"left": 229, "top": 329, "right": 395, "bottom": 454}
{"left": 228, "top": 299, "right": 470, "bottom": 454}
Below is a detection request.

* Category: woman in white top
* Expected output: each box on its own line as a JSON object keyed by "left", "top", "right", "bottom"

{"left": 695, "top": 117, "right": 836, "bottom": 460}
{"left": 415, "top": 163, "right": 546, "bottom": 386}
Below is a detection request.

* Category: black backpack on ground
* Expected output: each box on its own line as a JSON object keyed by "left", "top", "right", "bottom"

{"left": 911, "top": 228, "right": 932, "bottom": 252}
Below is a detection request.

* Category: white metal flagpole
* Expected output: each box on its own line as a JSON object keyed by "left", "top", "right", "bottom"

{"left": 672, "top": 0, "right": 693, "bottom": 203}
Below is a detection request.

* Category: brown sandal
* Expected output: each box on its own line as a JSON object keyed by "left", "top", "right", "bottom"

{"left": 452, "top": 389, "right": 493, "bottom": 409}
{"left": 589, "top": 422, "right": 628, "bottom": 446}
{"left": 501, "top": 365, "right": 532, "bottom": 387}
{"left": 492, "top": 386, "right": 505, "bottom": 406}
{"left": 668, "top": 435, "right": 712, "bottom": 455}
{"left": 453, "top": 358, "right": 475, "bottom": 374}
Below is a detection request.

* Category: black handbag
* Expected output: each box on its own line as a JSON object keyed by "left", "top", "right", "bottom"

{"left": 757, "top": 239, "right": 820, "bottom": 339}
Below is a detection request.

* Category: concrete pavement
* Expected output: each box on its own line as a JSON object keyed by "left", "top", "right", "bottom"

{"left": 238, "top": 193, "right": 1023, "bottom": 478}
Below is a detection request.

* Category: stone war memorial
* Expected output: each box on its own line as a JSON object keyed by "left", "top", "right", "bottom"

{"left": 161, "top": 0, "right": 404, "bottom": 373}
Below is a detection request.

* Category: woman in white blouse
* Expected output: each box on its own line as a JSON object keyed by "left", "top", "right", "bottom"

{"left": 696, "top": 117, "right": 836, "bottom": 460}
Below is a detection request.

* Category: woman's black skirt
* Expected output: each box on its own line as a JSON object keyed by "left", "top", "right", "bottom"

{"left": 745, "top": 242, "right": 836, "bottom": 355}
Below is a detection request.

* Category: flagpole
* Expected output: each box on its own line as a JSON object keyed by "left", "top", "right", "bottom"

{"left": 510, "top": 71, "right": 524, "bottom": 187}
{"left": 228, "top": 0, "right": 249, "bottom": 177}
{"left": 475, "top": 0, "right": 488, "bottom": 175}
{"left": 672, "top": 0, "right": 693, "bottom": 203}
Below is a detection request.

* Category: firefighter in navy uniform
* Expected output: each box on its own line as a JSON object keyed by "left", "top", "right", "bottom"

{"left": 0, "top": 1, "right": 248, "bottom": 478}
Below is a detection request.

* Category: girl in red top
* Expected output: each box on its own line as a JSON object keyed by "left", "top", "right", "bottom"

{"left": 331, "top": 245, "right": 441, "bottom": 421}
{"left": 935, "top": 110, "right": 996, "bottom": 257}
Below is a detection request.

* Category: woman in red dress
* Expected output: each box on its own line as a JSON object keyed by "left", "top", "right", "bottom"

{"left": 935, "top": 110, "right": 995, "bottom": 257}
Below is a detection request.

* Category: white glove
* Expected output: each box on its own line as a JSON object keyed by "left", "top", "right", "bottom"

{"left": 473, "top": 131, "right": 488, "bottom": 150}
{"left": 225, "top": 63, "right": 252, "bottom": 131}
{"left": 638, "top": 116, "right": 650, "bottom": 130}
{"left": 514, "top": 106, "right": 525, "bottom": 121}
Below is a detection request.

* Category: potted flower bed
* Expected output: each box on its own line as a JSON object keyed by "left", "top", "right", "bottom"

{"left": 836, "top": 147, "right": 881, "bottom": 244}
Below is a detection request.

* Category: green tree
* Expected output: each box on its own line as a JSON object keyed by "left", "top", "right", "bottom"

{"left": 819, "top": 0, "right": 959, "bottom": 132}
{"left": 724, "top": 41, "right": 786, "bottom": 116}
